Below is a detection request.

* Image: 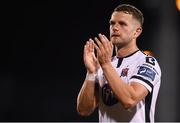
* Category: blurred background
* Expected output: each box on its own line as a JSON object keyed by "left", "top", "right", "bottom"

{"left": 1, "top": 0, "right": 180, "bottom": 121}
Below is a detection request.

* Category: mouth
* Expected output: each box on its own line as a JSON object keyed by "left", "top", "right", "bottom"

{"left": 111, "top": 34, "right": 120, "bottom": 38}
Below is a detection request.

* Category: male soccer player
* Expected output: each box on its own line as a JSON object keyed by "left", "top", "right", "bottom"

{"left": 77, "top": 4, "right": 161, "bottom": 122}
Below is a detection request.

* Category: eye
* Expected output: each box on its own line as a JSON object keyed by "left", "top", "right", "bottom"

{"left": 109, "top": 21, "right": 115, "bottom": 25}
{"left": 118, "top": 21, "right": 127, "bottom": 26}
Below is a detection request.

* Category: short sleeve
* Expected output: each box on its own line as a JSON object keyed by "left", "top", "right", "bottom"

{"left": 129, "top": 56, "right": 161, "bottom": 93}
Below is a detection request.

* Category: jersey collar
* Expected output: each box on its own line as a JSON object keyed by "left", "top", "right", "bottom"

{"left": 116, "top": 50, "right": 140, "bottom": 59}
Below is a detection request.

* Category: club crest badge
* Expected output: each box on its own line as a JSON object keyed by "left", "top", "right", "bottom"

{"left": 120, "top": 68, "right": 129, "bottom": 77}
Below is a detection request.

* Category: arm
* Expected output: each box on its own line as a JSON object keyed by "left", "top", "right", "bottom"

{"left": 77, "top": 39, "right": 99, "bottom": 116}
{"left": 101, "top": 63, "right": 148, "bottom": 109}
{"left": 77, "top": 73, "right": 99, "bottom": 116}
{"left": 94, "top": 34, "right": 148, "bottom": 109}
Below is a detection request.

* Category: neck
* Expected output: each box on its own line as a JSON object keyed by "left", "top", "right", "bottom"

{"left": 115, "top": 41, "right": 139, "bottom": 58}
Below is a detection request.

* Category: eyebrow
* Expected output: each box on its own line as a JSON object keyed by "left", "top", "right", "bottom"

{"left": 109, "top": 20, "right": 128, "bottom": 26}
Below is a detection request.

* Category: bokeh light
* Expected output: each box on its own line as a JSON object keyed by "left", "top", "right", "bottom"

{"left": 176, "top": 0, "right": 180, "bottom": 11}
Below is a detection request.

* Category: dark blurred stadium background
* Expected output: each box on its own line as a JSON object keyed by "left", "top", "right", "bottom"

{"left": 1, "top": 0, "right": 180, "bottom": 121}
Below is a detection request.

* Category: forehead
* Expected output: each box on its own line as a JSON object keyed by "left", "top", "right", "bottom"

{"left": 110, "top": 11, "right": 133, "bottom": 21}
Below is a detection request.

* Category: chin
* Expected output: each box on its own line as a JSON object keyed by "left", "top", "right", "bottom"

{"left": 111, "top": 40, "right": 125, "bottom": 48}
{"left": 111, "top": 39, "right": 120, "bottom": 45}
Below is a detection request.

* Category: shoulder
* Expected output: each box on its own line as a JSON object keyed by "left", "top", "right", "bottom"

{"left": 136, "top": 52, "right": 161, "bottom": 78}
{"left": 129, "top": 52, "right": 161, "bottom": 91}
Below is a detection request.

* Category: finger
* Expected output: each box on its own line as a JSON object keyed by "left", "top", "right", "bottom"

{"left": 102, "top": 34, "right": 109, "bottom": 42}
{"left": 95, "top": 37, "right": 106, "bottom": 55}
{"left": 110, "top": 41, "right": 114, "bottom": 48}
{"left": 87, "top": 41, "right": 93, "bottom": 53}
{"left": 100, "top": 34, "right": 113, "bottom": 54}
{"left": 98, "top": 33, "right": 108, "bottom": 49}
{"left": 94, "top": 42, "right": 102, "bottom": 56}
{"left": 94, "top": 37, "right": 104, "bottom": 51}
{"left": 83, "top": 43, "right": 88, "bottom": 60}
{"left": 89, "top": 38, "right": 94, "bottom": 52}
{"left": 100, "top": 34, "right": 113, "bottom": 55}
{"left": 110, "top": 41, "right": 113, "bottom": 49}
{"left": 84, "top": 41, "right": 89, "bottom": 54}
{"left": 83, "top": 45, "right": 86, "bottom": 54}
{"left": 87, "top": 41, "right": 90, "bottom": 52}
{"left": 93, "top": 54, "right": 100, "bottom": 68}
{"left": 107, "top": 41, "right": 112, "bottom": 52}
{"left": 109, "top": 41, "right": 113, "bottom": 57}
{"left": 101, "top": 34, "right": 113, "bottom": 51}
{"left": 92, "top": 52, "right": 97, "bottom": 61}
{"left": 102, "top": 34, "right": 111, "bottom": 49}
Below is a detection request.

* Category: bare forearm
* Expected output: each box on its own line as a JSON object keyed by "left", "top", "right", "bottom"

{"left": 77, "top": 79, "right": 98, "bottom": 116}
{"left": 101, "top": 63, "right": 137, "bottom": 108}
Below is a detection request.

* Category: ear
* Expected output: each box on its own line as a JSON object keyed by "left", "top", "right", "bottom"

{"left": 133, "top": 27, "right": 142, "bottom": 39}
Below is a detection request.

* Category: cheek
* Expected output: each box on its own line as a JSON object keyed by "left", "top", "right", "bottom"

{"left": 120, "top": 29, "right": 129, "bottom": 37}
{"left": 109, "top": 28, "right": 112, "bottom": 35}
{"left": 119, "top": 26, "right": 128, "bottom": 32}
{"left": 124, "top": 28, "right": 133, "bottom": 36}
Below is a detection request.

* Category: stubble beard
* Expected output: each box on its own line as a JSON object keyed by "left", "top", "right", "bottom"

{"left": 111, "top": 38, "right": 131, "bottom": 51}
{"left": 112, "top": 38, "right": 125, "bottom": 49}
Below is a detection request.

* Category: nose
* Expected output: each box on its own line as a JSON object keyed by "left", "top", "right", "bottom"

{"left": 112, "top": 23, "right": 119, "bottom": 32}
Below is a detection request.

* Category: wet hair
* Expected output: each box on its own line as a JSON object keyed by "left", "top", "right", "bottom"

{"left": 114, "top": 4, "right": 144, "bottom": 27}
